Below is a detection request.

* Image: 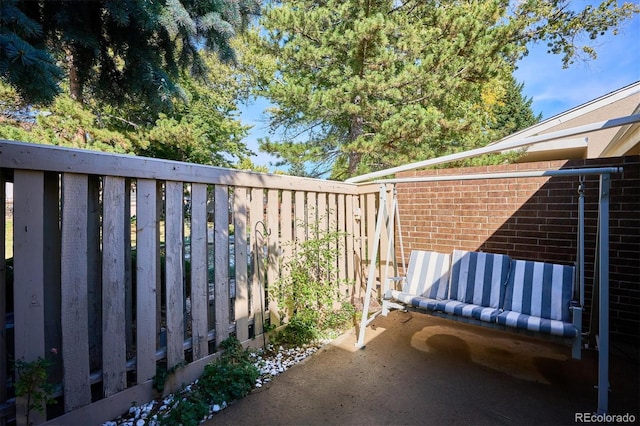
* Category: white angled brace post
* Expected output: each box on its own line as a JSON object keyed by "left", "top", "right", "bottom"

{"left": 356, "top": 184, "right": 389, "bottom": 348}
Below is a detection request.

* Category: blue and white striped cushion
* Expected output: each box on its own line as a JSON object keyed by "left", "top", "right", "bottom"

{"left": 447, "top": 249, "right": 511, "bottom": 309}
{"left": 438, "top": 300, "right": 501, "bottom": 322}
{"left": 496, "top": 311, "right": 578, "bottom": 337}
{"left": 502, "top": 259, "right": 574, "bottom": 322}
{"left": 402, "top": 250, "right": 451, "bottom": 300}
{"left": 385, "top": 291, "right": 441, "bottom": 311}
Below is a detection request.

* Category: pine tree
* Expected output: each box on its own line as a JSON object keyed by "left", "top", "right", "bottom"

{"left": 245, "top": 0, "right": 637, "bottom": 179}
{"left": 1, "top": 0, "right": 260, "bottom": 112}
{"left": 490, "top": 75, "right": 543, "bottom": 138}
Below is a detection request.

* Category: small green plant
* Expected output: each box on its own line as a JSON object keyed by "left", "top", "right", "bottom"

{"left": 197, "top": 336, "right": 259, "bottom": 403}
{"left": 152, "top": 361, "right": 185, "bottom": 394}
{"left": 271, "top": 314, "right": 319, "bottom": 347}
{"left": 270, "top": 215, "right": 354, "bottom": 346}
{"left": 13, "top": 355, "right": 57, "bottom": 425}
{"left": 159, "top": 336, "right": 259, "bottom": 426}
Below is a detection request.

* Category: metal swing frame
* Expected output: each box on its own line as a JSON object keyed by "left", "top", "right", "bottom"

{"left": 356, "top": 166, "right": 620, "bottom": 415}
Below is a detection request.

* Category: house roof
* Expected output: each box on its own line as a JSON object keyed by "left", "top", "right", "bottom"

{"left": 348, "top": 82, "right": 640, "bottom": 183}
{"left": 494, "top": 81, "right": 640, "bottom": 161}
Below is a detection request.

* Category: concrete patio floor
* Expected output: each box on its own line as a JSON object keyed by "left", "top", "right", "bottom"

{"left": 207, "top": 311, "right": 639, "bottom": 425}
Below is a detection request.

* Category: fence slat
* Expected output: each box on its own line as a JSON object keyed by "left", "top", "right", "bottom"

{"left": 346, "top": 195, "right": 358, "bottom": 290}
{"left": 165, "top": 181, "right": 185, "bottom": 369}
{"left": 60, "top": 173, "right": 92, "bottom": 411}
{"left": 337, "top": 194, "right": 346, "bottom": 284}
{"left": 214, "top": 185, "right": 230, "bottom": 347}
{"left": 233, "top": 188, "right": 249, "bottom": 342}
{"left": 124, "top": 181, "right": 133, "bottom": 354}
{"left": 266, "top": 189, "right": 279, "bottom": 326}
{"left": 280, "top": 190, "right": 293, "bottom": 265}
{"left": 13, "top": 170, "right": 47, "bottom": 424}
{"left": 250, "top": 189, "right": 264, "bottom": 337}
{"left": 102, "top": 176, "right": 127, "bottom": 397}
{"left": 294, "top": 191, "right": 306, "bottom": 243}
{"left": 190, "top": 183, "right": 208, "bottom": 359}
{"left": 306, "top": 192, "right": 317, "bottom": 233}
{"left": 135, "top": 179, "right": 158, "bottom": 383}
{"left": 279, "top": 191, "right": 293, "bottom": 320}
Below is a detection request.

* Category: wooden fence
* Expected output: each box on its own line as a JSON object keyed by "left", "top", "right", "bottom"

{"left": 0, "top": 140, "right": 386, "bottom": 425}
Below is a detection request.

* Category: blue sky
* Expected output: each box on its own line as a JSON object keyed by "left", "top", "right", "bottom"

{"left": 240, "top": 5, "right": 640, "bottom": 171}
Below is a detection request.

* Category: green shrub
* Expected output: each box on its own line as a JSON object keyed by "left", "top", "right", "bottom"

{"left": 270, "top": 215, "right": 354, "bottom": 346}
{"left": 159, "top": 336, "right": 258, "bottom": 426}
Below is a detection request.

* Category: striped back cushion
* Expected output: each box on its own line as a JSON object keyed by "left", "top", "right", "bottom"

{"left": 403, "top": 251, "right": 451, "bottom": 300}
{"left": 503, "top": 259, "right": 575, "bottom": 322}
{"left": 448, "top": 250, "right": 511, "bottom": 309}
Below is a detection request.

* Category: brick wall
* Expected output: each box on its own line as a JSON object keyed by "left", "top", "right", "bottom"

{"left": 395, "top": 156, "right": 639, "bottom": 344}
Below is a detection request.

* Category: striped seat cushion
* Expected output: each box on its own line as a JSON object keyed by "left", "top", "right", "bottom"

{"left": 437, "top": 300, "right": 501, "bottom": 322}
{"left": 402, "top": 250, "right": 451, "bottom": 299}
{"left": 446, "top": 250, "right": 511, "bottom": 307}
{"left": 385, "top": 250, "right": 451, "bottom": 311}
{"left": 386, "top": 291, "right": 440, "bottom": 311}
{"left": 496, "top": 311, "right": 578, "bottom": 337}
{"left": 499, "top": 259, "right": 576, "bottom": 337}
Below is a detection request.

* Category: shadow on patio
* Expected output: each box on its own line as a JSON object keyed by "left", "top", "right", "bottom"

{"left": 207, "top": 311, "right": 639, "bottom": 426}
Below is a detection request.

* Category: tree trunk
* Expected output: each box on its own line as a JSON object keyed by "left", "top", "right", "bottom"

{"left": 66, "top": 48, "right": 84, "bottom": 103}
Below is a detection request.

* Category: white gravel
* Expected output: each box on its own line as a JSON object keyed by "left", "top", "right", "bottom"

{"left": 103, "top": 343, "right": 322, "bottom": 426}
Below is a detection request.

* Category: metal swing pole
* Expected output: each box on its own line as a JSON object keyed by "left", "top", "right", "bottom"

{"left": 356, "top": 184, "right": 388, "bottom": 348}
{"left": 597, "top": 173, "right": 611, "bottom": 414}
{"left": 578, "top": 177, "right": 585, "bottom": 308}
{"left": 571, "top": 178, "right": 585, "bottom": 360}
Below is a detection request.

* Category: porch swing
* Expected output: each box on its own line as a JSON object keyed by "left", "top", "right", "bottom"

{"left": 347, "top": 114, "right": 640, "bottom": 415}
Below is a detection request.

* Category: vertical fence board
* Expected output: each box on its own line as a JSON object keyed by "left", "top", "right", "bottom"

{"left": 279, "top": 191, "right": 293, "bottom": 320}
{"left": 328, "top": 193, "right": 337, "bottom": 232}
{"left": 13, "top": 170, "right": 46, "bottom": 424}
{"left": 102, "top": 176, "right": 127, "bottom": 397}
{"left": 190, "top": 183, "right": 208, "bottom": 359}
{"left": 233, "top": 188, "right": 249, "bottom": 342}
{"left": 60, "top": 173, "right": 92, "bottom": 411}
{"left": 318, "top": 193, "right": 327, "bottom": 230}
{"left": 0, "top": 170, "right": 6, "bottom": 424}
{"left": 124, "top": 181, "right": 133, "bottom": 354}
{"left": 317, "top": 193, "right": 328, "bottom": 282}
{"left": 306, "top": 192, "right": 317, "bottom": 236}
{"left": 294, "top": 191, "right": 306, "bottom": 243}
{"left": 337, "top": 194, "right": 346, "bottom": 284}
{"left": 214, "top": 185, "right": 230, "bottom": 347}
{"left": 280, "top": 190, "right": 293, "bottom": 265}
{"left": 135, "top": 179, "right": 158, "bottom": 383}
{"left": 250, "top": 189, "right": 264, "bottom": 337}
{"left": 165, "top": 181, "right": 185, "bottom": 368}
{"left": 347, "top": 195, "right": 358, "bottom": 297}
{"left": 266, "top": 189, "right": 279, "bottom": 326}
